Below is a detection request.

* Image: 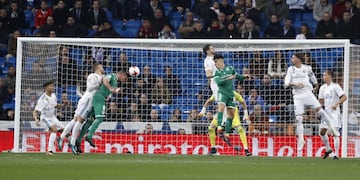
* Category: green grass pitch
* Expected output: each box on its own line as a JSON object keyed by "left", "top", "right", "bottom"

{"left": 0, "top": 153, "right": 359, "bottom": 180}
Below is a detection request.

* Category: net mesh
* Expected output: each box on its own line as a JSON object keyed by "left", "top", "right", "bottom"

{"left": 348, "top": 45, "right": 360, "bottom": 157}
{"left": 16, "top": 39, "right": 352, "bottom": 157}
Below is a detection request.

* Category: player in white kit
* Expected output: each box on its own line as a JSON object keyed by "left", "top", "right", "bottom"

{"left": 202, "top": 44, "right": 218, "bottom": 97}
{"left": 57, "top": 63, "right": 104, "bottom": 152}
{"left": 33, "top": 81, "right": 69, "bottom": 155}
{"left": 284, "top": 53, "right": 340, "bottom": 155}
{"left": 318, "top": 70, "right": 347, "bottom": 159}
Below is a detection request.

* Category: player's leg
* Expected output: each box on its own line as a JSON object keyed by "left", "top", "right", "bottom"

{"left": 320, "top": 127, "right": 332, "bottom": 159}
{"left": 317, "top": 109, "right": 339, "bottom": 136}
{"left": 43, "top": 118, "right": 62, "bottom": 155}
{"left": 333, "top": 130, "right": 340, "bottom": 160}
{"left": 57, "top": 118, "right": 76, "bottom": 151}
{"left": 59, "top": 97, "right": 90, "bottom": 145}
{"left": 332, "top": 112, "right": 341, "bottom": 159}
{"left": 208, "top": 119, "right": 218, "bottom": 155}
{"left": 232, "top": 108, "right": 251, "bottom": 156}
{"left": 310, "top": 97, "right": 340, "bottom": 137}
{"left": 293, "top": 95, "right": 306, "bottom": 154}
{"left": 225, "top": 104, "right": 235, "bottom": 135}
{"left": 69, "top": 99, "right": 94, "bottom": 154}
{"left": 86, "top": 98, "right": 106, "bottom": 146}
{"left": 48, "top": 127, "right": 58, "bottom": 155}
{"left": 216, "top": 102, "right": 226, "bottom": 132}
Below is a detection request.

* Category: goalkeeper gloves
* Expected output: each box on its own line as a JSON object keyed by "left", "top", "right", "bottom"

{"left": 243, "top": 110, "right": 251, "bottom": 124}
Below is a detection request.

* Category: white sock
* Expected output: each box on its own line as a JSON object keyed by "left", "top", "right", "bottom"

{"left": 334, "top": 136, "right": 340, "bottom": 156}
{"left": 71, "top": 121, "right": 82, "bottom": 145}
{"left": 60, "top": 119, "right": 76, "bottom": 139}
{"left": 321, "top": 135, "right": 331, "bottom": 151}
{"left": 296, "top": 116, "right": 304, "bottom": 140}
{"left": 48, "top": 132, "right": 57, "bottom": 152}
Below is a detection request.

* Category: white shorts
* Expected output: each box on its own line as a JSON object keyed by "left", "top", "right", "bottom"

{"left": 320, "top": 110, "right": 342, "bottom": 129}
{"left": 293, "top": 93, "right": 321, "bottom": 115}
{"left": 41, "top": 117, "right": 64, "bottom": 129}
{"left": 74, "top": 96, "right": 93, "bottom": 119}
{"left": 210, "top": 80, "right": 219, "bottom": 101}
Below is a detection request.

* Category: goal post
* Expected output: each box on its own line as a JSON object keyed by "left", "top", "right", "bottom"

{"left": 13, "top": 38, "right": 354, "bottom": 157}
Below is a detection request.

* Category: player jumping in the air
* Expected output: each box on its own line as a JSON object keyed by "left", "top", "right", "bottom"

{"left": 74, "top": 71, "right": 128, "bottom": 154}
{"left": 284, "top": 53, "right": 340, "bottom": 155}
{"left": 212, "top": 54, "right": 248, "bottom": 140}
{"left": 199, "top": 91, "right": 251, "bottom": 156}
{"left": 57, "top": 63, "right": 104, "bottom": 153}
{"left": 33, "top": 80, "right": 69, "bottom": 155}
{"left": 318, "top": 70, "right": 347, "bottom": 159}
{"left": 203, "top": 44, "right": 217, "bottom": 96}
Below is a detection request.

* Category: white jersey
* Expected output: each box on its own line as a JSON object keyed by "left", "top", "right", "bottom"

{"left": 284, "top": 64, "right": 317, "bottom": 95}
{"left": 82, "top": 73, "right": 103, "bottom": 98}
{"left": 204, "top": 55, "right": 218, "bottom": 92}
{"left": 74, "top": 73, "right": 102, "bottom": 118}
{"left": 318, "top": 82, "right": 345, "bottom": 113}
{"left": 35, "top": 93, "right": 57, "bottom": 119}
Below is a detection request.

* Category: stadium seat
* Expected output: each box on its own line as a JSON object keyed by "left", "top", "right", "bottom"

{"left": 302, "top": 12, "right": 313, "bottom": 21}
{"left": 126, "top": 20, "right": 141, "bottom": 29}
{"left": 20, "top": 28, "right": 32, "bottom": 36}
{"left": 24, "top": 10, "right": 34, "bottom": 27}
{"left": 2, "top": 65, "right": 9, "bottom": 74}
{"left": 170, "top": 20, "right": 182, "bottom": 31}
{"left": 2, "top": 103, "right": 15, "bottom": 110}
{"left": 7, "top": 57, "right": 16, "bottom": 66}
{"left": 0, "top": 57, "right": 5, "bottom": 68}
{"left": 105, "top": 67, "right": 112, "bottom": 74}
{"left": 0, "top": 47, "right": 7, "bottom": 57}
{"left": 66, "top": 86, "right": 78, "bottom": 105}
{"left": 352, "top": 79, "right": 360, "bottom": 96}
{"left": 116, "top": 29, "right": 137, "bottom": 38}
{"left": 112, "top": 20, "right": 124, "bottom": 29}
{"left": 88, "top": 29, "right": 97, "bottom": 37}
{"left": 162, "top": 2, "right": 172, "bottom": 16}
{"left": 169, "top": 12, "right": 183, "bottom": 21}
{"left": 106, "top": 11, "right": 112, "bottom": 22}
{"left": 23, "top": 57, "right": 37, "bottom": 72}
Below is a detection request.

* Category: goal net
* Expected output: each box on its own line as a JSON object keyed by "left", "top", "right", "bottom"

{"left": 13, "top": 38, "right": 354, "bottom": 157}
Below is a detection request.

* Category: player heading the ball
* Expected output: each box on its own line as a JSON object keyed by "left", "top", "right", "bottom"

{"left": 213, "top": 54, "right": 249, "bottom": 137}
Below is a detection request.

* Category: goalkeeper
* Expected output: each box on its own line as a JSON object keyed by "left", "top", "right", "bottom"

{"left": 199, "top": 91, "right": 251, "bottom": 156}
{"left": 74, "top": 71, "right": 128, "bottom": 153}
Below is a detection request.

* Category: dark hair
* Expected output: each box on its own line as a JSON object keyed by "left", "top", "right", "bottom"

{"left": 213, "top": 54, "right": 224, "bottom": 60}
{"left": 43, "top": 80, "right": 55, "bottom": 88}
{"left": 202, "top": 44, "right": 212, "bottom": 54}
{"left": 293, "top": 53, "right": 305, "bottom": 62}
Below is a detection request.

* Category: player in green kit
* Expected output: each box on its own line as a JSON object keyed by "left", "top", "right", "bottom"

{"left": 76, "top": 71, "right": 128, "bottom": 150}
{"left": 213, "top": 54, "right": 248, "bottom": 138}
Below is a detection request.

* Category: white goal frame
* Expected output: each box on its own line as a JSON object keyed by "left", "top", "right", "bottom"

{"left": 14, "top": 38, "right": 351, "bottom": 157}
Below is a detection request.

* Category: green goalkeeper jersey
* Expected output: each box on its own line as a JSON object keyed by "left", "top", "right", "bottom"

{"left": 214, "top": 65, "right": 245, "bottom": 97}
{"left": 96, "top": 73, "right": 118, "bottom": 98}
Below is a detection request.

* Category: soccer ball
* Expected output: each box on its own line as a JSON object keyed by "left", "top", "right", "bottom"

{"left": 128, "top": 66, "right": 140, "bottom": 77}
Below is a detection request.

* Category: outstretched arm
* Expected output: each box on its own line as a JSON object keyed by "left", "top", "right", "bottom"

{"left": 199, "top": 96, "right": 215, "bottom": 116}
